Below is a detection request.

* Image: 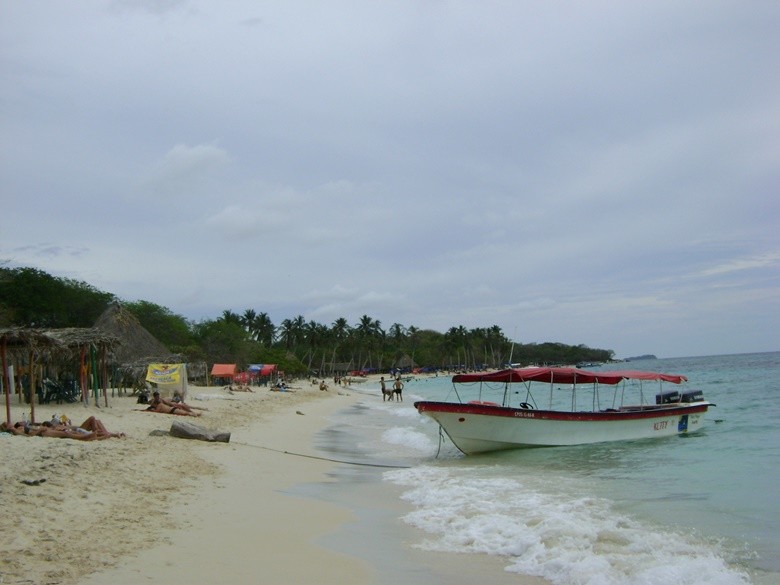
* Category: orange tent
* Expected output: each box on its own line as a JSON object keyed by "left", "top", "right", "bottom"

{"left": 210, "top": 364, "right": 237, "bottom": 380}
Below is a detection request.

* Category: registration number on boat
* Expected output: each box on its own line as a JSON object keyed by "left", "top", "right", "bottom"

{"left": 513, "top": 411, "right": 535, "bottom": 418}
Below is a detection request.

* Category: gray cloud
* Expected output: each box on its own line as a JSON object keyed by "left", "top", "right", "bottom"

{"left": 1, "top": 1, "right": 778, "bottom": 358}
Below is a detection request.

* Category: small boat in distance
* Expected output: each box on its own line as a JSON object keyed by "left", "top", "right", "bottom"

{"left": 414, "top": 367, "right": 713, "bottom": 455}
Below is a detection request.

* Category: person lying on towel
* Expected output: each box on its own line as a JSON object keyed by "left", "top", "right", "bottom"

{"left": 1, "top": 416, "right": 124, "bottom": 440}
{"left": 146, "top": 391, "right": 201, "bottom": 416}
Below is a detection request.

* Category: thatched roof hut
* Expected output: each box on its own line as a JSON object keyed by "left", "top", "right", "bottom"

{"left": 44, "top": 327, "right": 120, "bottom": 357}
{"left": 0, "top": 326, "right": 120, "bottom": 423}
{"left": 0, "top": 327, "right": 119, "bottom": 360}
{"left": 0, "top": 327, "right": 56, "bottom": 353}
{"left": 392, "top": 354, "right": 417, "bottom": 370}
{"left": 93, "top": 303, "right": 179, "bottom": 368}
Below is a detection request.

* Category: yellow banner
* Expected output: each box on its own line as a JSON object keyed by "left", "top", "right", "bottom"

{"left": 146, "top": 364, "right": 182, "bottom": 385}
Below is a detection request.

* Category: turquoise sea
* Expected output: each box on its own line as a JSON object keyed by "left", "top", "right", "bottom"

{"left": 310, "top": 352, "right": 780, "bottom": 585}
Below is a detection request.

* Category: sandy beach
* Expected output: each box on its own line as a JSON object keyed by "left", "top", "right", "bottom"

{"left": 1, "top": 377, "right": 542, "bottom": 585}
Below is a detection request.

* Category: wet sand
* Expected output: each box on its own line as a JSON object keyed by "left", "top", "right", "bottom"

{"left": 1, "top": 379, "right": 543, "bottom": 584}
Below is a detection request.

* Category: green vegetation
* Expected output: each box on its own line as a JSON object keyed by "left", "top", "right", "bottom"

{"left": 0, "top": 266, "right": 615, "bottom": 373}
{"left": 0, "top": 267, "right": 114, "bottom": 328}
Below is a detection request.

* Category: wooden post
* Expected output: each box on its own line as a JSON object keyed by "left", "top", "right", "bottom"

{"left": 100, "top": 346, "right": 108, "bottom": 407}
{"left": 15, "top": 360, "right": 22, "bottom": 404}
{"left": 28, "top": 349, "right": 36, "bottom": 424}
{"left": 90, "top": 345, "right": 99, "bottom": 405}
{"left": 80, "top": 345, "right": 87, "bottom": 404}
{"left": 2, "top": 339, "right": 10, "bottom": 426}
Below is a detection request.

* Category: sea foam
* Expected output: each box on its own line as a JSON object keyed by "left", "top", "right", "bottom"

{"left": 385, "top": 465, "right": 751, "bottom": 585}
{"left": 381, "top": 427, "right": 436, "bottom": 453}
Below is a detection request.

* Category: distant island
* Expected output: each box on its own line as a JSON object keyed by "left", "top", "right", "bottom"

{"left": 624, "top": 354, "right": 657, "bottom": 362}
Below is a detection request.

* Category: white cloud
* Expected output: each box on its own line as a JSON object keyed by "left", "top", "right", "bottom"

{"left": 694, "top": 251, "right": 780, "bottom": 278}
{"left": 141, "top": 143, "right": 230, "bottom": 196}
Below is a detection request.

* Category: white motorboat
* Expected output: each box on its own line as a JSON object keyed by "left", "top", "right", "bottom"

{"left": 414, "top": 367, "right": 713, "bottom": 454}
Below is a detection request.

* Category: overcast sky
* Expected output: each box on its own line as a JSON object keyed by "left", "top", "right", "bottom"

{"left": 2, "top": 1, "right": 778, "bottom": 359}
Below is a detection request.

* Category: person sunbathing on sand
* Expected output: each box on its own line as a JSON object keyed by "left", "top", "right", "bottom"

{"left": 55, "top": 416, "right": 125, "bottom": 438}
{"left": 1, "top": 417, "right": 124, "bottom": 440}
{"left": 147, "top": 391, "right": 201, "bottom": 416}
{"left": 1, "top": 421, "right": 32, "bottom": 435}
{"left": 37, "top": 424, "right": 123, "bottom": 441}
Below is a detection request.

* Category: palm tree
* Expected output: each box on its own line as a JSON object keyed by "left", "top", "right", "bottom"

{"left": 487, "top": 325, "right": 508, "bottom": 367}
{"left": 278, "top": 315, "right": 305, "bottom": 351}
{"left": 242, "top": 309, "right": 258, "bottom": 340}
{"left": 302, "top": 320, "right": 328, "bottom": 372}
{"left": 356, "top": 314, "right": 374, "bottom": 338}
{"left": 329, "top": 317, "right": 351, "bottom": 371}
{"left": 444, "top": 325, "right": 469, "bottom": 369}
{"left": 278, "top": 318, "right": 295, "bottom": 349}
{"left": 255, "top": 312, "right": 275, "bottom": 346}
{"left": 331, "top": 317, "right": 350, "bottom": 344}
{"left": 388, "top": 323, "right": 406, "bottom": 343}
{"left": 407, "top": 325, "right": 420, "bottom": 367}
{"left": 221, "top": 309, "right": 242, "bottom": 327}
{"left": 455, "top": 325, "right": 470, "bottom": 368}
{"left": 355, "top": 315, "right": 384, "bottom": 369}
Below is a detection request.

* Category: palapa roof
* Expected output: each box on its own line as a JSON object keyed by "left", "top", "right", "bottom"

{"left": 93, "top": 303, "right": 179, "bottom": 367}
{"left": 0, "top": 327, "right": 53, "bottom": 349}
{"left": 392, "top": 354, "right": 417, "bottom": 369}
{"left": 0, "top": 326, "right": 119, "bottom": 359}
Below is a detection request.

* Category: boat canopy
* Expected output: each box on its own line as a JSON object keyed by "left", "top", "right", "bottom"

{"left": 604, "top": 370, "right": 687, "bottom": 383}
{"left": 451, "top": 367, "right": 686, "bottom": 385}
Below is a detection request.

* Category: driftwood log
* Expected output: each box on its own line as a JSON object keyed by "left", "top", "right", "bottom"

{"left": 169, "top": 419, "right": 231, "bottom": 443}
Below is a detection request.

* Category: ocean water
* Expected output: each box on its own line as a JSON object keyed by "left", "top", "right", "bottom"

{"left": 313, "top": 352, "right": 780, "bottom": 585}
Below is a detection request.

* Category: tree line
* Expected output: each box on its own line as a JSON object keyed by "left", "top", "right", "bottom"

{"left": 0, "top": 266, "right": 615, "bottom": 375}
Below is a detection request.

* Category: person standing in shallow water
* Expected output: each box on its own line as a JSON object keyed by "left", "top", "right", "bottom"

{"left": 380, "top": 376, "right": 393, "bottom": 401}
{"left": 393, "top": 377, "right": 404, "bottom": 401}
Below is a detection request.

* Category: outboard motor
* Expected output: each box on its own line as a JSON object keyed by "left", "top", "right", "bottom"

{"left": 681, "top": 389, "right": 704, "bottom": 403}
{"left": 656, "top": 390, "right": 681, "bottom": 404}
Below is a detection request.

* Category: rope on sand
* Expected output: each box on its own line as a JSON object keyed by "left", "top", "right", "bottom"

{"left": 231, "top": 441, "right": 411, "bottom": 469}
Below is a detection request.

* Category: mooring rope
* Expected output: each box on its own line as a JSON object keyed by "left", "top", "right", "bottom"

{"left": 435, "top": 425, "right": 444, "bottom": 459}
{"left": 231, "top": 440, "right": 411, "bottom": 469}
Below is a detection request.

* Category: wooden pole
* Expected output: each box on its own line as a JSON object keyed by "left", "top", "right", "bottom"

{"left": 28, "top": 349, "right": 36, "bottom": 424}
{"left": 90, "top": 345, "right": 99, "bottom": 405}
{"left": 15, "top": 359, "right": 22, "bottom": 404}
{"left": 80, "top": 346, "right": 87, "bottom": 404}
{"left": 101, "top": 346, "right": 108, "bottom": 407}
{"left": 2, "top": 339, "right": 10, "bottom": 426}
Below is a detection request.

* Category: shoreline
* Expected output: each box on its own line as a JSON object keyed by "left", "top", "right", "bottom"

{"left": 1, "top": 377, "right": 544, "bottom": 584}
{"left": 80, "top": 385, "right": 374, "bottom": 585}
{"left": 1, "top": 382, "right": 370, "bottom": 584}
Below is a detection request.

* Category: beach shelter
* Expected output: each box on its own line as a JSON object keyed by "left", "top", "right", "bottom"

{"left": 0, "top": 328, "right": 56, "bottom": 425}
{"left": 210, "top": 364, "right": 237, "bottom": 385}
{"left": 146, "top": 363, "right": 188, "bottom": 400}
{"left": 0, "top": 327, "right": 119, "bottom": 424}
{"left": 44, "top": 328, "right": 120, "bottom": 407}
{"left": 94, "top": 303, "right": 173, "bottom": 365}
{"left": 247, "top": 364, "right": 277, "bottom": 377}
{"left": 93, "top": 303, "right": 183, "bottom": 392}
